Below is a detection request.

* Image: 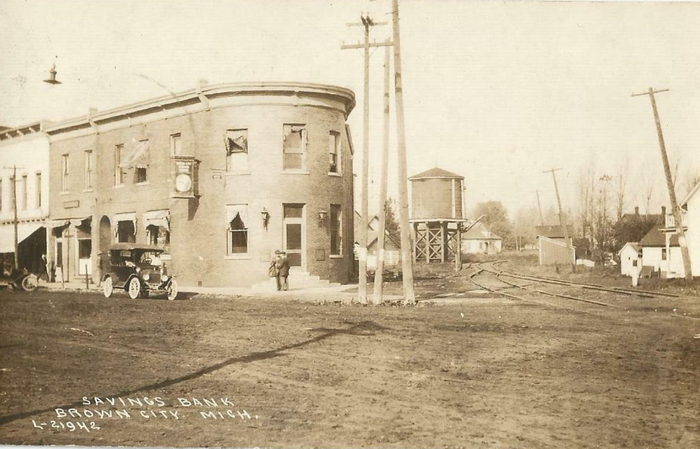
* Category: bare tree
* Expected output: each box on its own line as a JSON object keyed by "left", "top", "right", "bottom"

{"left": 591, "top": 174, "right": 614, "bottom": 266}
{"left": 576, "top": 164, "right": 596, "bottom": 240}
{"left": 615, "top": 159, "right": 628, "bottom": 221}
{"left": 640, "top": 169, "right": 655, "bottom": 214}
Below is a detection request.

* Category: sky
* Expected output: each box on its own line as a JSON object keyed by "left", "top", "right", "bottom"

{"left": 1, "top": 0, "right": 700, "bottom": 221}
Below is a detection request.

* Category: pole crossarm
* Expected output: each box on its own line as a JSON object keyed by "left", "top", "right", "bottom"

{"left": 632, "top": 88, "right": 669, "bottom": 97}
{"left": 341, "top": 40, "right": 394, "bottom": 50}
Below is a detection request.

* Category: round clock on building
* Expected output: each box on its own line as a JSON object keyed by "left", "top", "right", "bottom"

{"left": 175, "top": 173, "right": 193, "bottom": 193}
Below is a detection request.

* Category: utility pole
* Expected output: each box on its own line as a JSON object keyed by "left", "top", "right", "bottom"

{"left": 3, "top": 165, "right": 22, "bottom": 271}
{"left": 543, "top": 168, "right": 574, "bottom": 268}
{"left": 373, "top": 45, "right": 393, "bottom": 305}
{"left": 632, "top": 87, "right": 693, "bottom": 281}
{"left": 536, "top": 190, "right": 545, "bottom": 226}
{"left": 599, "top": 174, "right": 612, "bottom": 266}
{"left": 391, "top": 0, "right": 416, "bottom": 304}
{"left": 342, "top": 14, "right": 390, "bottom": 304}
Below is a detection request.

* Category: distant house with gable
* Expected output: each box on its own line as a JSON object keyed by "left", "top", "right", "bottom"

{"left": 462, "top": 222, "right": 502, "bottom": 255}
{"left": 641, "top": 182, "right": 700, "bottom": 279}
{"left": 619, "top": 242, "right": 642, "bottom": 277}
{"left": 640, "top": 226, "right": 681, "bottom": 278}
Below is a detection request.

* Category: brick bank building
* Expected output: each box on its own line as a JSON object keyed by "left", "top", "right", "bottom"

{"left": 47, "top": 82, "right": 356, "bottom": 288}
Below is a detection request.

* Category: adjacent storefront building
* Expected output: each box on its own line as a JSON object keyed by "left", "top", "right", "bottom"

{"left": 0, "top": 122, "right": 50, "bottom": 276}
{"left": 47, "top": 82, "right": 355, "bottom": 287}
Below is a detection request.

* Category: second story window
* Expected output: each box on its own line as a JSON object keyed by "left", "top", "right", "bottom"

{"left": 329, "top": 131, "right": 341, "bottom": 174}
{"left": 61, "top": 154, "right": 69, "bottom": 192}
{"left": 35, "top": 172, "right": 42, "bottom": 208}
{"left": 225, "top": 129, "right": 248, "bottom": 172}
{"left": 84, "top": 150, "right": 94, "bottom": 189}
{"left": 133, "top": 139, "right": 150, "bottom": 184}
{"left": 170, "top": 133, "right": 182, "bottom": 156}
{"left": 21, "top": 174, "right": 27, "bottom": 210}
{"left": 283, "top": 124, "right": 306, "bottom": 171}
{"left": 114, "top": 145, "right": 125, "bottom": 186}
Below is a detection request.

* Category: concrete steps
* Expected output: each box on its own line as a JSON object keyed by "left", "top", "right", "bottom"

{"left": 251, "top": 268, "right": 341, "bottom": 292}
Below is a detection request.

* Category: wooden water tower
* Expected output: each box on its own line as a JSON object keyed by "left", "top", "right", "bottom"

{"left": 409, "top": 168, "right": 467, "bottom": 263}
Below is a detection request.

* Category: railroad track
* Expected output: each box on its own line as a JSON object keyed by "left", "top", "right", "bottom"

{"left": 484, "top": 261, "right": 678, "bottom": 299}
{"left": 469, "top": 262, "right": 616, "bottom": 308}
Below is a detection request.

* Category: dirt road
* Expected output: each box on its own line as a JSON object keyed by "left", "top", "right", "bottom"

{"left": 0, "top": 279, "right": 698, "bottom": 448}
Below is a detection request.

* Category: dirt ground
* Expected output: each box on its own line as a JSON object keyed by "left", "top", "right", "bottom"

{"left": 0, "top": 267, "right": 699, "bottom": 448}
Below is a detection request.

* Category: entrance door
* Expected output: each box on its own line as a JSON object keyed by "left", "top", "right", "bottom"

{"left": 283, "top": 204, "right": 304, "bottom": 268}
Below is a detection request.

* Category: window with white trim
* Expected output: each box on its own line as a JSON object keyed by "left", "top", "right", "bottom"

{"left": 114, "top": 144, "right": 125, "bottom": 186}
{"left": 329, "top": 131, "right": 341, "bottom": 174}
{"left": 170, "top": 133, "right": 182, "bottom": 156}
{"left": 283, "top": 124, "right": 306, "bottom": 170}
{"left": 21, "top": 174, "right": 27, "bottom": 210}
{"left": 330, "top": 204, "right": 342, "bottom": 256}
{"left": 226, "top": 204, "right": 249, "bottom": 255}
{"left": 84, "top": 150, "right": 94, "bottom": 189}
{"left": 61, "top": 154, "right": 69, "bottom": 192}
{"left": 225, "top": 129, "right": 248, "bottom": 172}
{"left": 35, "top": 172, "right": 42, "bottom": 208}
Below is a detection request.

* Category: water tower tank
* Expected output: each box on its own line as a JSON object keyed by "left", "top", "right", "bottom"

{"left": 409, "top": 168, "right": 465, "bottom": 220}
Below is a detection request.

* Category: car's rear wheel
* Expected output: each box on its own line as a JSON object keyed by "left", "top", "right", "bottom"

{"left": 127, "top": 277, "right": 141, "bottom": 299}
{"left": 166, "top": 279, "right": 178, "bottom": 301}
{"left": 103, "top": 277, "right": 113, "bottom": 298}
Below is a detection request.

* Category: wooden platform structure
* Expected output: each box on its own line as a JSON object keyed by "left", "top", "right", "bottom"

{"left": 412, "top": 219, "right": 469, "bottom": 263}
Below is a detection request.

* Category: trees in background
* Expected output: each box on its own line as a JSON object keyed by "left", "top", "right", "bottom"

{"left": 473, "top": 201, "right": 514, "bottom": 248}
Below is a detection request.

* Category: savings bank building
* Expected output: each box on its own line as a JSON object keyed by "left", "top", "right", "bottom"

{"left": 47, "top": 82, "right": 356, "bottom": 289}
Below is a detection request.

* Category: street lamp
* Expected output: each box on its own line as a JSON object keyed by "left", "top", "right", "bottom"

{"left": 43, "top": 63, "right": 61, "bottom": 85}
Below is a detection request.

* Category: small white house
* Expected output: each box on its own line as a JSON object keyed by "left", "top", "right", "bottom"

{"left": 619, "top": 242, "right": 641, "bottom": 277}
{"left": 462, "top": 222, "right": 502, "bottom": 255}
{"left": 640, "top": 226, "right": 682, "bottom": 278}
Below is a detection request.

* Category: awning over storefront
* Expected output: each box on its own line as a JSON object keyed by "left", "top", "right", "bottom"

{"left": 0, "top": 222, "right": 44, "bottom": 253}
{"left": 143, "top": 209, "right": 170, "bottom": 231}
{"left": 113, "top": 212, "right": 137, "bottom": 238}
{"left": 69, "top": 217, "right": 92, "bottom": 228}
{"left": 47, "top": 219, "right": 70, "bottom": 229}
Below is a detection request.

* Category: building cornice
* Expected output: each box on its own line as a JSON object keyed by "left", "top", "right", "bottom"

{"left": 0, "top": 121, "right": 50, "bottom": 142}
{"left": 46, "top": 82, "right": 356, "bottom": 136}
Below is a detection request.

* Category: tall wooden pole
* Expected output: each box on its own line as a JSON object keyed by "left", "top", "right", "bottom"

{"left": 357, "top": 16, "right": 371, "bottom": 304}
{"left": 342, "top": 16, "right": 378, "bottom": 304}
{"left": 372, "top": 45, "right": 392, "bottom": 305}
{"left": 633, "top": 87, "right": 693, "bottom": 280}
{"left": 12, "top": 165, "right": 19, "bottom": 271}
{"left": 544, "top": 168, "right": 574, "bottom": 268}
{"left": 341, "top": 21, "right": 391, "bottom": 304}
{"left": 536, "top": 190, "right": 545, "bottom": 226}
{"left": 391, "top": 0, "right": 416, "bottom": 304}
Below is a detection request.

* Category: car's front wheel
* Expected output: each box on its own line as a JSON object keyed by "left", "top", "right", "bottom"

{"left": 21, "top": 274, "right": 38, "bottom": 292}
{"left": 166, "top": 279, "right": 178, "bottom": 301}
{"left": 127, "top": 277, "right": 141, "bottom": 299}
{"left": 103, "top": 277, "right": 113, "bottom": 298}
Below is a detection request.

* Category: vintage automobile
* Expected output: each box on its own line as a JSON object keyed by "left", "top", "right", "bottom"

{"left": 0, "top": 268, "right": 38, "bottom": 292}
{"left": 101, "top": 243, "right": 177, "bottom": 300}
